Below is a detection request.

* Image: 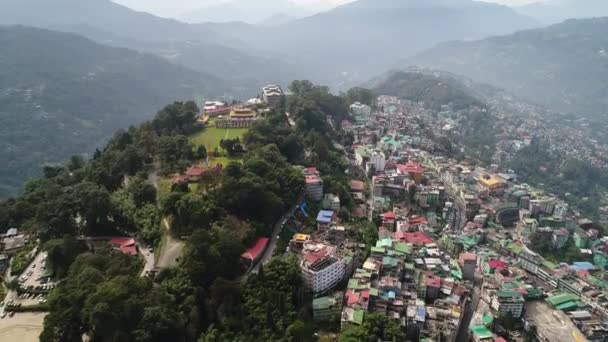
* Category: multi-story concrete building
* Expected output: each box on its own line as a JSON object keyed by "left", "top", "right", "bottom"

{"left": 304, "top": 167, "right": 324, "bottom": 201}
{"left": 322, "top": 194, "right": 341, "bottom": 211}
{"left": 518, "top": 250, "right": 543, "bottom": 274}
{"left": 460, "top": 252, "right": 477, "bottom": 281}
{"left": 367, "top": 150, "right": 386, "bottom": 173}
{"left": 491, "top": 290, "right": 525, "bottom": 318}
{"left": 262, "top": 84, "right": 284, "bottom": 107}
{"left": 350, "top": 102, "right": 371, "bottom": 124}
{"left": 552, "top": 228, "right": 569, "bottom": 249}
{"left": 301, "top": 243, "right": 346, "bottom": 295}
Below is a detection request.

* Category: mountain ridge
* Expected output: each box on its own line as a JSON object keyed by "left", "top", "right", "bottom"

{"left": 403, "top": 17, "right": 608, "bottom": 119}
{"left": 0, "top": 25, "right": 219, "bottom": 198}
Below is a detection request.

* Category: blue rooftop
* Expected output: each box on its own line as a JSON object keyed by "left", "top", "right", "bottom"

{"left": 570, "top": 262, "right": 595, "bottom": 271}
{"left": 317, "top": 210, "right": 335, "bottom": 224}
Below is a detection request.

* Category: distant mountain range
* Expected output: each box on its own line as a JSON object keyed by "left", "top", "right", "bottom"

{"left": 0, "top": 0, "right": 539, "bottom": 89}
{"left": 516, "top": 0, "right": 608, "bottom": 25}
{"left": 0, "top": 26, "right": 218, "bottom": 198}
{"left": 179, "top": 0, "right": 310, "bottom": 24}
{"left": 404, "top": 17, "right": 608, "bottom": 119}
{"left": 213, "top": 0, "right": 539, "bottom": 86}
{"left": 0, "top": 0, "right": 298, "bottom": 89}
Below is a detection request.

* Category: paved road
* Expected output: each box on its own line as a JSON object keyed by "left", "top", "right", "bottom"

{"left": 138, "top": 243, "right": 155, "bottom": 277}
{"left": 456, "top": 274, "right": 483, "bottom": 342}
{"left": 155, "top": 218, "right": 185, "bottom": 270}
{"left": 444, "top": 186, "right": 467, "bottom": 234}
{"left": 251, "top": 194, "right": 304, "bottom": 273}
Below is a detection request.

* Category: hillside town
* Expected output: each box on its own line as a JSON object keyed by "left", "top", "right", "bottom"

{"left": 288, "top": 95, "right": 608, "bottom": 341}
{"left": 2, "top": 82, "right": 608, "bottom": 342}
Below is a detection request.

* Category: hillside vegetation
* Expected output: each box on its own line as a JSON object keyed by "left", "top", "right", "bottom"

{"left": 0, "top": 26, "right": 218, "bottom": 198}
{"left": 406, "top": 18, "right": 608, "bottom": 119}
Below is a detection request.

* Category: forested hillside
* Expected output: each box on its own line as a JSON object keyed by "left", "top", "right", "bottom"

{"left": 406, "top": 18, "right": 608, "bottom": 119}
{"left": 366, "top": 70, "right": 485, "bottom": 111}
{"left": 0, "top": 80, "right": 365, "bottom": 341}
{"left": 0, "top": 26, "right": 218, "bottom": 198}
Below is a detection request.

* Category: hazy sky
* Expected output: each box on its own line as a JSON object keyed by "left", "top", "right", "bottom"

{"left": 112, "top": 0, "right": 546, "bottom": 18}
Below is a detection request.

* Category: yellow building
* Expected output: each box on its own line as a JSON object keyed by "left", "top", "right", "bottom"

{"left": 229, "top": 106, "right": 257, "bottom": 119}
{"left": 478, "top": 174, "right": 506, "bottom": 190}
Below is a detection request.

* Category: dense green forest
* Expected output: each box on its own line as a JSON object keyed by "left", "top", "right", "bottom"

{"left": 0, "top": 26, "right": 221, "bottom": 199}
{"left": 369, "top": 71, "right": 486, "bottom": 112}
{"left": 508, "top": 138, "right": 608, "bottom": 218}
{"left": 0, "top": 79, "right": 363, "bottom": 341}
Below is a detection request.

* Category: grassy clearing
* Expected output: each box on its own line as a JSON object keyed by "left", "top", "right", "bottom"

{"left": 189, "top": 121, "right": 248, "bottom": 167}
{"left": 189, "top": 122, "right": 249, "bottom": 152}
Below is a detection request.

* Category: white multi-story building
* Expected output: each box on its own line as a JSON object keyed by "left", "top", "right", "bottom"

{"left": 367, "top": 150, "right": 386, "bottom": 173}
{"left": 350, "top": 102, "right": 371, "bottom": 116}
{"left": 262, "top": 85, "right": 284, "bottom": 106}
{"left": 322, "top": 194, "right": 341, "bottom": 211}
{"left": 518, "top": 250, "right": 543, "bottom": 274}
{"left": 301, "top": 243, "right": 346, "bottom": 294}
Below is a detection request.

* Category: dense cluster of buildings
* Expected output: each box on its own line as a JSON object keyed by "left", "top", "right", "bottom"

{"left": 340, "top": 231, "right": 470, "bottom": 341}
{"left": 330, "top": 93, "right": 608, "bottom": 341}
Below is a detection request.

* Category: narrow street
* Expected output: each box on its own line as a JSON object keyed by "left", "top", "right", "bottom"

{"left": 251, "top": 194, "right": 304, "bottom": 273}
{"left": 456, "top": 274, "right": 483, "bottom": 342}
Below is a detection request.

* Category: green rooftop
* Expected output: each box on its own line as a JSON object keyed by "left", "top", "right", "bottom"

{"left": 482, "top": 313, "right": 494, "bottom": 326}
{"left": 371, "top": 246, "right": 385, "bottom": 254}
{"left": 369, "top": 288, "right": 379, "bottom": 296}
{"left": 353, "top": 309, "right": 365, "bottom": 325}
{"left": 376, "top": 238, "right": 393, "bottom": 248}
{"left": 313, "top": 296, "right": 333, "bottom": 310}
{"left": 382, "top": 256, "right": 399, "bottom": 268}
{"left": 506, "top": 243, "right": 523, "bottom": 255}
{"left": 394, "top": 242, "right": 412, "bottom": 254}
{"left": 546, "top": 293, "right": 579, "bottom": 307}
{"left": 555, "top": 301, "right": 581, "bottom": 311}
{"left": 526, "top": 287, "right": 544, "bottom": 299}
{"left": 470, "top": 324, "right": 493, "bottom": 339}
{"left": 496, "top": 290, "right": 524, "bottom": 299}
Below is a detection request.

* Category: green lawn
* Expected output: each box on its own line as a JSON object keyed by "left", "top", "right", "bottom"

{"left": 189, "top": 123, "right": 249, "bottom": 152}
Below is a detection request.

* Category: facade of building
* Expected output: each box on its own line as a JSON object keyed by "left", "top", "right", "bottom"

{"left": 302, "top": 252, "right": 346, "bottom": 295}
{"left": 368, "top": 150, "right": 386, "bottom": 173}
{"left": 552, "top": 228, "right": 569, "bottom": 249}
{"left": 460, "top": 252, "right": 477, "bottom": 281}
{"left": 322, "top": 194, "right": 341, "bottom": 211}
{"left": 491, "top": 290, "right": 525, "bottom": 318}
{"left": 350, "top": 102, "right": 371, "bottom": 124}
{"left": 262, "top": 85, "right": 284, "bottom": 107}
{"left": 304, "top": 167, "right": 324, "bottom": 201}
{"left": 518, "top": 250, "right": 543, "bottom": 274}
{"left": 215, "top": 105, "right": 258, "bottom": 128}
